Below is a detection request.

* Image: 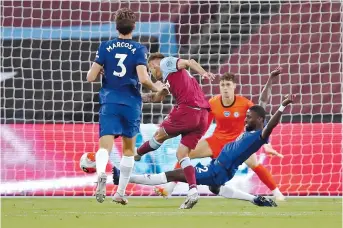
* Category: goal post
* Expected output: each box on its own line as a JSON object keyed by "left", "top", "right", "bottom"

{"left": 1, "top": 1, "right": 342, "bottom": 196}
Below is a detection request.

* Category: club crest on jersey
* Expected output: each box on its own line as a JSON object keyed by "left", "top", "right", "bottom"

{"left": 223, "top": 111, "right": 231, "bottom": 117}
{"left": 234, "top": 112, "right": 240, "bottom": 118}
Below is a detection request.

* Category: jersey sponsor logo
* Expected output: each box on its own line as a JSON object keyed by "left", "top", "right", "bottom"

{"left": 234, "top": 112, "right": 240, "bottom": 118}
{"left": 223, "top": 111, "right": 231, "bottom": 117}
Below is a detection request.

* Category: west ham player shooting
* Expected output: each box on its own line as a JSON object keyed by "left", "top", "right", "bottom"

{"left": 87, "top": 8, "right": 163, "bottom": 204}
{"left": 156, "top": 68, "right": 285, "bottom": 201}
{"left": 134, "top": 53, "right": 215, "bottom": 209}
{"left": 116, "top": 95, "right": 295, "bottom": 207}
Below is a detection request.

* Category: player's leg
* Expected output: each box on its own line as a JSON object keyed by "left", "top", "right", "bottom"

{"left": 134, "top": 127, "right": 173, "bottom": 161}
{"left": 245, "top": 153, "right": 285, "bottom": 200}
{"left": 113, "top": 104, "right": 141, "bottom": 205}
{"left": 95, "top": 135, "right": 114, "bottom": 203}
{"left": 178, "top": 109, "right": 209, "bottom": 209}
{"left": 218, "top": 185, "right": 277, "bottom": 207}
{"left": 155, "top": 138, "right": 214, "bottom": 198}
{"left": 127, "top": 169, "right": 186, "bottom": 185}
{"left": 112, "top": 136, "right": 136, "bottom": 205}
{"left": 95, "top": 104, "right": 123, "bottom": 203}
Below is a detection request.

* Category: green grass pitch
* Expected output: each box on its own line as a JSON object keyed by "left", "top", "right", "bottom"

{"left": 2, "top": 197, "right": 342, "bottom": 228}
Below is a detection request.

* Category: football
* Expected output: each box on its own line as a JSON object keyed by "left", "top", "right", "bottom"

{"left": 79, "top": 152, "right": 96, "bottom": 173}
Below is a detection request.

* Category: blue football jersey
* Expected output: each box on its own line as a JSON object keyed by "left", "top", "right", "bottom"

{"left": 217, "top": 130, "right": 268, "bottom": 171}
{"left": 94, "top": 38, "right": 148, "bottom": 109}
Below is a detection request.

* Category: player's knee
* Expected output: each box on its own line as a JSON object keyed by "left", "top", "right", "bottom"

{"left": 122, "top": 148, "right": 135, "bottom": 156}
{"left": 246, "top": 160, "right": 259, "bottom": 169}
{"left": 154, "top": 129, "right": 168, "bottom": 143}
{"left": 99, "top": 135, "right": 114, "bottom": 152}
{"left": 176, "top": 145, "right": 190, "bottom": 161}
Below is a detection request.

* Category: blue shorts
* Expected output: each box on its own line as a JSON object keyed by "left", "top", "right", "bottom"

{"left": 99, "top": 104, "right": 141, "bottom": 138}
{"left": 195, "top": 160, "right": 233, "bottom": 187}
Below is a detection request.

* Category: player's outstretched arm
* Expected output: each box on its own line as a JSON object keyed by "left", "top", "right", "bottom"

{"left": 261, "top": 94, "right": 295, "bottom": 140}
{"left": 137, "top": 65, "right": 163, "bottom": 92}
{"left": 87, "top": 62, "right": 103, "bottom": 82}
{"left": 259, "top": 66, "right": 282, "bottom": 108}
{"left": 177, "top": 59, "right": 215, "bottom": 81}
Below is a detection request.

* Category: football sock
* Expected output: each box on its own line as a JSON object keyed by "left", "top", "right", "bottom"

{"left": 161, "top": 182, "right": 177, "bottom": 195}
{"left": 161, "top": 162, "right": 181, "bottom": 193}
{"left": 137, "top": 137, "right": 161, "bottom": 156}
{"left": 117, "top": 156, "right": 134, "bottom": 196}
{"left": 252, "top": 164, "right": 277, "bottom": 191}
{"left": 130, "top": 173, "right": 167, "bottom": 185}
{"left": 180, "top": 157, "right": 197, "bottom": 190}
{"left": 219, "top": 185, "right": 255, "bottom": 202}
{"left": 95, "top": 148, "right": 109, "bottom": 175}
{"left": 272, "top": 188, "right": 284, "bottom": 197}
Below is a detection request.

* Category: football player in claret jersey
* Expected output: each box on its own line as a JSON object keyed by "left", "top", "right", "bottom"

{"left": 86, "top": 8, "right": 164, "bottom": 204}
{"left": 120, "top": 95, "right": 295, "bottom": 206}
{"left": 132, "top": 52, "right": 215, "bottom": 209}
{"left": 156, "top": 68, "right": 286, "bottom": 201}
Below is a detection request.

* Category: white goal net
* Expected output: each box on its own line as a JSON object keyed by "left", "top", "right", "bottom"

{"left": 1, "top": 1, "right": 342, "bottom": 196}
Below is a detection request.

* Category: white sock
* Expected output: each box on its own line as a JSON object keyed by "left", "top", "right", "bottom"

{"left": 95, "top": 148, "right": 109, "bottom": 175}
{"left": 219, "top": 185, "right": 255, "bottom": 202}
{"left": 130, "top": 173, "right": 167, "bottom": 185}
{"left": 272, "top": 187, "right": 283, "bottom": 197}
{"left": 162, "top": 182, "right": 177, "bottom": 196}
{"left": 117, "top": 156, "right": 135, "bottom": 196}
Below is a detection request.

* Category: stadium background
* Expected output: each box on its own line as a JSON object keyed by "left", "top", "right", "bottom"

{"left": 1, "top": 1, "right": 342, "bottom": 196}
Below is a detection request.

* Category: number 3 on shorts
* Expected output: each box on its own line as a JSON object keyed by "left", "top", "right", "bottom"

{"left": 113, "top": 53, "right": 127, "bottom": 77}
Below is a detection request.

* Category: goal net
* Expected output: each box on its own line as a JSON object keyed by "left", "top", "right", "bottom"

{"left": 1, "top": 1, "right": 342, "bottom": 196}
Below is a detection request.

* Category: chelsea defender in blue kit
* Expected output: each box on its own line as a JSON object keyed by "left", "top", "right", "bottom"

{"left": 116, "top": 94, "right": 296, "bottom": 207}
{"left": 87, "top": 8, "right": 163, "bottom": 205}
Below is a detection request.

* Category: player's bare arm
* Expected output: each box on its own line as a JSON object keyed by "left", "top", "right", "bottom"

{"left": 142, "top": 89, "right": 169, "bottom": 103}
{"left": 141, "top": 81, "right": 170, "bottom": 102}
{"left": 177, "top": 59, "right": 215, "bottom": 81}
{"left": 87, "top": 62, "right": 103, "bottom": 82}
{"left": 137, "top": 65, "right": 163, "bottom": 92}
{"left": 259, "top": 66, "right": 282, "bottom": 108}
{"left": 258, "top": 66, "right": 284, "bottom": 157}
{"left": 261, "top": 94, "right": 295, "bottom": 140}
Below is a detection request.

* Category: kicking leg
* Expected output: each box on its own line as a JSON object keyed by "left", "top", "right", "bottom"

{"left": 135, "top": 127, "right": 172, "bottom": 161}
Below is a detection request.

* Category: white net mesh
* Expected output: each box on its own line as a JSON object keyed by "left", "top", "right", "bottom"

{"left": 1, "top": 1, "right": 342, "bottom": 196}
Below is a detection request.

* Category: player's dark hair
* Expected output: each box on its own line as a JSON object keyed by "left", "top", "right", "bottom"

{"left": 148, "top": 52, "right": 165, "bottom": 62}
{"left": 115, "top": 8, "right": 136, "bottom": 35}
{"left": 249, "top": 105, "right": 266, "bottom": 120}
{"left": 219, "top": 72, "right": 235, "bottom": 82}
